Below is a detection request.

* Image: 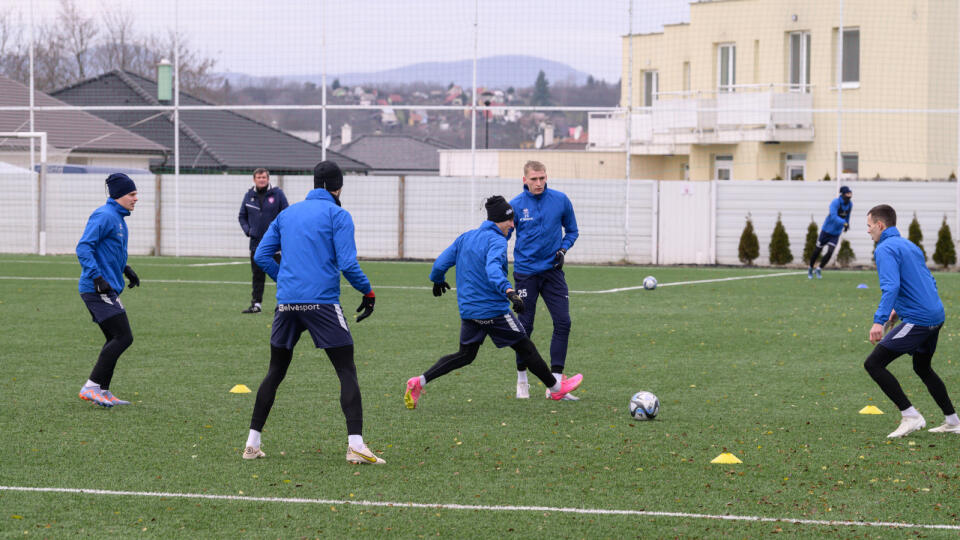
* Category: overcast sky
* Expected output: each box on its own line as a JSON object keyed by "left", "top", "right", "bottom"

{"left": 24, "top": 0, "right": 690, "bottom": 81}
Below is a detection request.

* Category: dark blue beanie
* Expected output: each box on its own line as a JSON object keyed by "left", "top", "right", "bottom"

{"left": 106, "top": 173, "right": 137, "bottom": 199}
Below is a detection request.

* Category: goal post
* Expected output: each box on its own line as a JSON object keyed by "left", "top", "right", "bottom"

{"left": 0, "top": 132, "right": 48, "bottom": 255}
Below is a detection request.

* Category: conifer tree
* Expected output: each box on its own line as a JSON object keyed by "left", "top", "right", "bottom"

{"left": 908, "top": 213, "right": 927, "bottom": 261}
{"left": 933, "top": 216, "right": 957, "bottom": 269}
{"left": 836, "top": 240, "right": 855, "bottom": 268}
{"left": 768, "top": 213, "right": 793, "bottom": 265}
{"left": 802, "top": 217, "right": 818, "bottom": 264}
{"left": 738, "top": 214, "right": 759, "bottom": 265}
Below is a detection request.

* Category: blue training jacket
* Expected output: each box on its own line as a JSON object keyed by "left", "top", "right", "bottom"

{"left": 873, "top": 226, "right": 944, "bottom": 326}
{"left": 255, "top": 189, "right": 371, "bottom": 304}
{"left": 76, "top": 199, "right": 130, "bottom": 294}
{"left": 510, "top": 185, "right": 579, "bottom": 274}
{"left": 821, "top": 196, "right": 852, "bottom": 236}
{"left": 430, "top": 221, "right": 513, "bottom": 319}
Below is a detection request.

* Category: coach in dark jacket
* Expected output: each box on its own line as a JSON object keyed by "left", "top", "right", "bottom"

{"left": 238, "top": 168, "right": 288, "bottom": 313}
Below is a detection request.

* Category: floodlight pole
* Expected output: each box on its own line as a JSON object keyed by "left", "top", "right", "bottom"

{"left": 469, "top": 0, "right": 479, "bottom": 231}
{"left": 174, "top": 0, "right": 181, "bottom": 257}
{"left": 625, "top": 0, "right": 634, "bottom": 262}
{"left": 321, "top": 0, "right": 327, "bottom": 162}
{"left": 835, "top": 0, "right": 843, "bottom": 189}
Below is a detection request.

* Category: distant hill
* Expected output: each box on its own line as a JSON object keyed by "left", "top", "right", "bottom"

{"left": 220, "top": 55, "right": 592, "bottom": 89}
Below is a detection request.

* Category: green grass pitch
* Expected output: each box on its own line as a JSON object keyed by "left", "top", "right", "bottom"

{"left": 1, "top": 254, "right": 959, "bottom": 537}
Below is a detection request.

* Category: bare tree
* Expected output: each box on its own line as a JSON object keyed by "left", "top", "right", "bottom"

{"left": 57, "top": 0, "right": 98, "bottom": 81}
{"left": 0, "top": 8, "right": 30, "bottom": 84}
{"left": 95, "top": 2, "right": 136, "bottom": 72}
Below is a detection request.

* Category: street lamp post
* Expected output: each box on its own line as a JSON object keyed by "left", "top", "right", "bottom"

{"left": 483, "top": 99, "right": 491, "bottom": 149}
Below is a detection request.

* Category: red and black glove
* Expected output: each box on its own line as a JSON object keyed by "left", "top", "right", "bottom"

{"left": 356, "top": 291, "right": 375, "bottom": 322}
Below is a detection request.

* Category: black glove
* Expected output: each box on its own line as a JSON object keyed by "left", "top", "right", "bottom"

{"left": 93, "top": 276, "right": 113, "bottom": 295}
{"left": 356, "top": 292, "right": 375, "bottom": 322}
{"left": 552, "top": 248, "right": 566, "bottom": 270}
{"left": 506, "top": 290, "right": 524, "bottom": 314}
{"left": 432, "top": 281, "right": 451, "bottom": 297}
{"left": 123, "top": 265, "right": 140, "bottom": 288}
{"left": 843, "top": 222, "right": 849, "bottom": 232}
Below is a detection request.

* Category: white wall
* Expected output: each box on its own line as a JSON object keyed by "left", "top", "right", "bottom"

{"left": 5, "top": 174, "right": 957, "bottom": 267}
{"left": 715, "top": 181, "right": 957, "bottom": 266}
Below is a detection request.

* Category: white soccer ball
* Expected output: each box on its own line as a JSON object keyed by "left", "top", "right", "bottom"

{"left": 629, "top": 391, "right": 660, "bottom": 421}
{"left": 642, "top": 276, "right": 658, "bottom": 290}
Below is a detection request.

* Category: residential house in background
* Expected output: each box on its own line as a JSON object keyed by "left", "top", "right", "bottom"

{"left": 589, "top": 0, "right": 957, "bottom": 181}
{"left": 52, "top": 70, "right": 369, "bottom": 174}
{"left": 0, "top": 75, "right": 166, "bottom": 171}
{"left": 334, "top": 134, "right": 454, "bottom": 175}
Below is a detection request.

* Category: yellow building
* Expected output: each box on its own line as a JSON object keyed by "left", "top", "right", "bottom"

{"left": 587, "top": 0, "right": 959, "bottom": 181}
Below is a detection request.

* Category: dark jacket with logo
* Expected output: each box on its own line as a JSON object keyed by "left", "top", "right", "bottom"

{"left": 239, "top": 185, "right": 288, "bottom": 250}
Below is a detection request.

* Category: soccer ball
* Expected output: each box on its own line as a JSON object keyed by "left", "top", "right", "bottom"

{"left": 642, "top": 276, "right": 658, "bottom": 290}
{"left": 629, "top": 391, "right": 660, "bottom": 421}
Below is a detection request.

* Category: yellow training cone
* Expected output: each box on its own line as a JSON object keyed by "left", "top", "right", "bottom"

{"left": 859, "top": 405, "right": 883, "bottom": 415}
{"left": 229, "top": 384, "right": 252, "bottom": 394}
{"left": 710, "top": 453, "right": 742, "bottom": 464}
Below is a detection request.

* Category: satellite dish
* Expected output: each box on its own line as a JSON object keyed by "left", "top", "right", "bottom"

{"left": 534, "top": 134, "right": 544, "bottom": 149}
{"left": 323, "top": 134, "right": 332, "bottom": 148}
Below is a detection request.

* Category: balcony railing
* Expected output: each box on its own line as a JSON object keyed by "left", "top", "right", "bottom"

{"left": 588, "top": 84, "right": 814, "bottom": 152}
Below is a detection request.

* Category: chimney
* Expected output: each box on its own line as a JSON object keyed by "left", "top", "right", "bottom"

{"left": 341, "top": 123, "right": 352, "bottom": 145}
{"left": 543, "top": 124, "right": 554, "bottom": 147}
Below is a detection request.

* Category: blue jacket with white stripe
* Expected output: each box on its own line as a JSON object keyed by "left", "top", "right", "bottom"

{"left": 255, "top": 189, "right": 370, "bottom": 304}
{"left": 510, "top": 185, "right": 579, "bottom": 274}
{"left": 76, "top": 199, "right": 130, "bottom": 294}
{"left": 430, "top": 221, "right": 513, "bottom": 320}
{"left": 873, "top": 226, "right": 944, "bottom": 326}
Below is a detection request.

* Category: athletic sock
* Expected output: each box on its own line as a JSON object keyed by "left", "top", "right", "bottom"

{"left": 516, "top": 370, "right": 528, "bottom": 385}
{"left": 246, "top": 429, "right": 261, "bottom": 449}
{"left": 945, "top": 413, "right": 960, "bottom": 425}
{"left": 902, "top": 406, "right": 921, "bottom": 418}
{"left": 83, "top": 379, "right": 99, "bottom": 389}
{"left": 548, "top": 374, "right": 562, "bottom": 393}
{"left": 418, "top": 375, "right": 427, "bottom": 387}
{"left": 348, "top": 434, "right": 365, "bottom": 450}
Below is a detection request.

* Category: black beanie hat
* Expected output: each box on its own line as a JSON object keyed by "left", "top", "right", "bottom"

{"left": 106, "top": 173, "right": 137, "bottom": 199}
{"left": 839, "top": 185, "right": 852, "bottom": 195}
{"left": 485, "top": 195, "right": 514, "bottom": 223}
{"left": 314, "top": 160, "right": 344, "bottom": 191}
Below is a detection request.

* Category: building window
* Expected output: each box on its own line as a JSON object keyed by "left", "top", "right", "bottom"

{"left": 841, "top": 28, "right": 859, "bottom": 87}
{"left": 789, "top": 31, "right": 811, "bottom": 92}
{"left": 715, "top": 155, "right": 733, "bottom": 180}
{"left": 841, "top": 152, "right": 858, "bottom": 178}
{"left": 718, "top": 43, "right": 736, "bottom": 93}
{"left": 643, "top": 71, "right": 658, "bottom": 107}
{"left": 785, "top": 153, "right": 806, "bottom": 180}
{"left": 683, "top": 62, "right": 691, "bottom": 92}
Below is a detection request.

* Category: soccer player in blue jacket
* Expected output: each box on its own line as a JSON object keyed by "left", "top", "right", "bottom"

{"left": 864, "top": 204, "right": 959, "bottom": 437}
{"left": 75, "top": 173, "right": 141, "bottom": 408}
{"left": 808, "top": 186, "right": 852, "bottom": 279}
{"left": 509, "top": 161, "right": 579, "bottom": 400}
{"left": 403, "top": 195, "right": 583, "bottom": 410}
{"left": 238, "top": 168, "right": 288, "bottom": 313}
{"left": 242, "top": 161, "right": 384, "bottom": 465}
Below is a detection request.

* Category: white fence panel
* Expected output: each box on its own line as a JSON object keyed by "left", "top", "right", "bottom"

{"left": 0, "top": 172, "right": 37, "bottom": 253}
{"left": 716, "top": 181, "right": 957, "bottom": 267}
{"left": 46, "top": 173, "right": 155, "bottom": 256}
{"left": 658, "top": 181, "right": 713, "bottom": 264}
{"left": 6, "top": 174, "right": 957, "bottom": 268}
{"left": 160, "top": 174, "right": 248, "bottom": 257}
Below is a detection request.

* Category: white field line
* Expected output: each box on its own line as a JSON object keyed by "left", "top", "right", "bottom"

{"left": 0, "top": 486, "right": 957, "bottom": 531}
{"left": 570, "top": 271, "right": 807, "bottom": 294}
{"left": 0, "top": 271, "right": 806, "bottom": 293}
{"left": 185, "top": 261, "right": 248, "bottom": 267}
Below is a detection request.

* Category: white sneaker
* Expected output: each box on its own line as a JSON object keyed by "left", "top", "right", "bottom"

{"left": 928, "top": 422, "right": 960, "bottom": 434}
{"left": 887, "top": 415, "right": 926, "bottom": 438}
{"left": 516, "top": 382, "right": 529, "bottom": 399}
{"left": 242, "top": 446, "right": 265, "bottom": 460}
